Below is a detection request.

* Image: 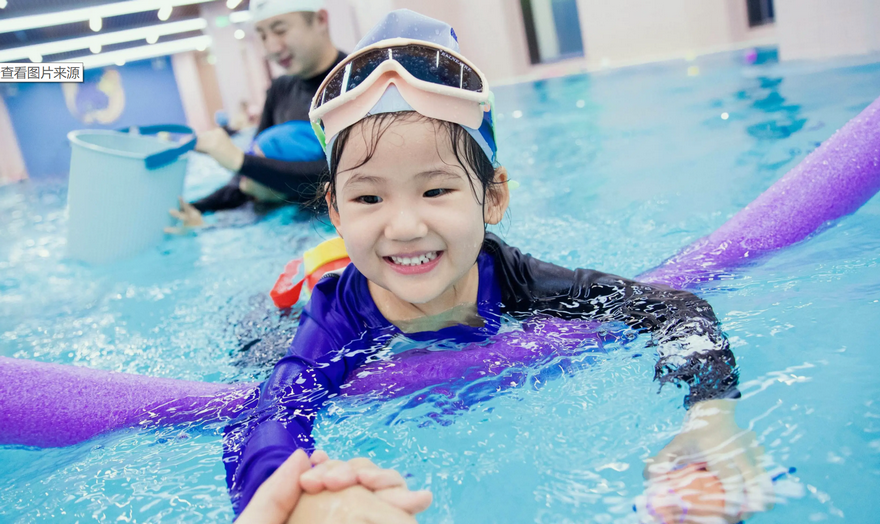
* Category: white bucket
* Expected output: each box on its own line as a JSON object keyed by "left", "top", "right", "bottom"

{"left": 66, "top": 126, "right": 195, "bottom": 264}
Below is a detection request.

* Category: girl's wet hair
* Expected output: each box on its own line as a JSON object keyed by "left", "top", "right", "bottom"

{"left": 318, "top": 112, "right": 501, "bottom": 215}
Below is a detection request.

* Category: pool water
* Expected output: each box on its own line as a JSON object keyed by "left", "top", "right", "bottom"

{"left": 2, "top": 50, "right": 879, "bottom": 523}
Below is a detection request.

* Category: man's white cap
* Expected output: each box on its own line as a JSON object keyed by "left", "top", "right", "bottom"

{"left": 249, "top": 0, "right": 325, "bottom": 23}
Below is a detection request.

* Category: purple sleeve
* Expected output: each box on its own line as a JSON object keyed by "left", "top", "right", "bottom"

{"left": 224, "top": 277, "right": 369, "bottom": 515}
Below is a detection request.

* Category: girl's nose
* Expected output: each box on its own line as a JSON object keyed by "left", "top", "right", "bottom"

{"left": 384, "top": 206, "right": 428, "bottom": 242}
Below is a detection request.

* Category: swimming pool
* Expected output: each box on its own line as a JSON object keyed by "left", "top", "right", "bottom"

{"left": 2, "top": 50, "right": 879, "bottom": 522}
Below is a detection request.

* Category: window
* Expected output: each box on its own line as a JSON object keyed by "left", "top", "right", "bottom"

{"left": 520, "top": 0, "right": 585, "bottom": 64}
{"left": 746, "top": 0, "right": 775, "bottom": 27}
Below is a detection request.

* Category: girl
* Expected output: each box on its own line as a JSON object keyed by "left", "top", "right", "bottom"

{"left": 226, "top": 10, "right": 772, "bottom": 523}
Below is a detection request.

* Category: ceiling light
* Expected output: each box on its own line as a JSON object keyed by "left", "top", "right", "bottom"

{"left": 0, "top": 18, "right": 208, "bottom": 62}
{"left": 158, "top": 6, "right": 173, "bottom": 21}
{"left": 229, "top": 11, "right": 251, "bottom": 24}
{"left": 0, "top": 0, "right": 8, "bottom": 9}
{"left": 0, "top": 0, "right": 213, "bottom": 33}
{"left": 29, "top": 54, "right": 42, "bottom": 63}
{"left": 89, "top": 17, "right": 102, "bottom": 32}
{"left": 90, "top": 43, "right": 102, "bottom": 53}
{"left": 196, "top": 41, "right": 208, "bottom": 52}
{"left": 116, "top": 60, "right": 126, "bottom": 66}
{"left": 78, "top": 35, "right": 212, "bottom": 69}
{"left": 234, "top": 29, "right": 245, "bottom": 40}
{"left": 146, "top": 34, "right": 159, "bottom": 44}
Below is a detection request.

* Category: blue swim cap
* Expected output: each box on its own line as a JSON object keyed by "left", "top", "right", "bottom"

{"left": 323, "top": 9, "right": 498, "bottom": 167}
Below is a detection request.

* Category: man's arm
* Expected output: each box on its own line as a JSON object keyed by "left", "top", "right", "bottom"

{"left": 190, "top": 176, "right": 250, "bottom": 213}
{"left": 238, "top": 155, "right": 327, "bottom": 204}
{"left": 256, "top": 80, "right": 280, "bottom": 135}
{"left": 183, "top": 80, "right": 282, "bottom": 214}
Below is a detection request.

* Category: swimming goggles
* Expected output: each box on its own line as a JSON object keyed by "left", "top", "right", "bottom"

{"left": 309, "top": 38, "right": 492, "bottom": 148}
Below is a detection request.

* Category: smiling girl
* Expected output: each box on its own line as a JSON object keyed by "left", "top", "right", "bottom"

{"left": 226, "top": 10, "right": 774, "bottom": 524}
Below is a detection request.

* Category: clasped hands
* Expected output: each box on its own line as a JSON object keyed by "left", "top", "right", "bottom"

{"left": 639, "top": 400, "right": 775, "bottom": 524}
{"left": 236, "top": 449, "right": 432, "bottom": 524}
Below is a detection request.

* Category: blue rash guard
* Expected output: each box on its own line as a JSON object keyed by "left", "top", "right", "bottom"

{"left": 223, "top": 233, "right": 739, "bottom": 513}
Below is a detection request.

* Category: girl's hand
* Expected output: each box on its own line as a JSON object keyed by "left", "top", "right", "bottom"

{"left": 641, "top": 400, "right": 774, "bottom": 523}
{"left": 235, "top": 449, "right": 312, "bottom": 524}
{"left": 165, "top": 197, "right": 205, "bottom": 235}
{"left": 286, "top": 485, "right": 419, "bottom": 524}
{"left": 301, "top": 451, "right": 432, "bottom": 515}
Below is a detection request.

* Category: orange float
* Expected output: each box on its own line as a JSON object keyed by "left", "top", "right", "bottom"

{"left": 270, "top": 237, "right": 350, "bottom": 309}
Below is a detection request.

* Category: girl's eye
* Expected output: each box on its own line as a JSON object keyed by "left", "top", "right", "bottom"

{"left": 424, "top": 188, "right": 450, "bottom": 198}
{"left": 355, "top": 195, "right": 381, "bottom": 204}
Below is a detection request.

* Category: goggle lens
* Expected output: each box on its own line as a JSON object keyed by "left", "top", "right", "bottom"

{"left": 315, "top": 44, "right": 484, "bottom": 109}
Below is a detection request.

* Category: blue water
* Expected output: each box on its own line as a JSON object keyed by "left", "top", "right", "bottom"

{"left": 1, "top": 51, "right": 879, "bottom": 523}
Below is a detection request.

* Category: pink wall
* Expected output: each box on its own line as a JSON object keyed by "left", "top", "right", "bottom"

{"left": 774, "top": 0, "right": 880, "bottom": 60}
{"left": 576, "top": 0, "right": 774, "bottom": 67}
{"left": 0, "top": 95, "right": 28, "bottom": 185}
{"left": 199, "top": 2, "right": 271, "bottom": 114}
{"left": 396, "top": 0, "right": 532, "bottom": 82}
{"left": 171, "top": 52, "right": 213, "bottom": 133}
{"left": 326, "top": 0, "right": 363, "bottom": 52}
{"left": 342, "top": 0, "right": 532, "bottom": 83}
{"left": 327, "top": 0, "right": 777, "bottom": 85}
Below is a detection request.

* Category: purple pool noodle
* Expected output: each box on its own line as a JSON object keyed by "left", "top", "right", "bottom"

{"left": 5, "top": 96, "right": 880, "bottom": 449}
{"left": 637, "top": 95, "right": 880, "bottom": 289}
{"left": 0, "top": 356, "right": 255, "bottom": 448}
{"left": 0, "top": 318, "right": 593, "bottom": 448}
{"left": 342, "top": 318, "right": 602, "bottom": 398}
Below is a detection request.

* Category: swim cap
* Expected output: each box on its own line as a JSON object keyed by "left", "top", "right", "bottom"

{"left": 249, "top": 0, "right": 325, "bottom": 24}
{"left": 316, "top": 9, "right": 497, "bottom": 167}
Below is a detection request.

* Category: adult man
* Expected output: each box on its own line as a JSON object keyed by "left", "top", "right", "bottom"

{"left": 169, "top": 0, "right": 345, "bottom": 230}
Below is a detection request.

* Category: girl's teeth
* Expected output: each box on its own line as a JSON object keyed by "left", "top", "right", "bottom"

{"left": 390, "top": 251, "right": 438, "bottom": 266}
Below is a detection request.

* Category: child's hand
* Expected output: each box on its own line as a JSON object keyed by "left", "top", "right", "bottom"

{"left": 235, "top": 449, "right": 312, "bottom": 524}
{"left": 300, "top": 450, "right": 432, "bottom": 515}
{"left": 641, "top": 400, "right": 774, "bottom": 523}
{"left": 165, "top": 197, "right": 205, "bottom": 235}
{"left": 286, "top": 485, "right": 418, "bottom": 524}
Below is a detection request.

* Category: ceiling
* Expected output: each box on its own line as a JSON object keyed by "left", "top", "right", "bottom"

{"left": 0, "top": 0, "right": 250, "bottom": 63}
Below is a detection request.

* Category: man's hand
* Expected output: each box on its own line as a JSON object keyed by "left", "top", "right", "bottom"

{"left": 642, "top": 400, "right": 774, "bottom": 523}
{"left": 301, "top": 451, "right": 432, "bottom": 515}
{"left": 165, "top": 197, "right": 205, "bottom": 235}
{"left": 235, "top": 449, "right": 312, "bottom": 524}
{"left": 196, "top": 128, "right": 245, "bottom": 172}
{"left": 286, "top": 485, "right": 420, "bottom": 524}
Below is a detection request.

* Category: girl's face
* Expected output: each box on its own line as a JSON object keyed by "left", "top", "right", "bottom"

{"left": 328, "top": 116, "right": 508, "bottom": 313}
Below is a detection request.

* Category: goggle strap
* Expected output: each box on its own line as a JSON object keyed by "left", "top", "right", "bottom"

{"left": 312, "top": 120, "right": 328, "bottom": 152}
